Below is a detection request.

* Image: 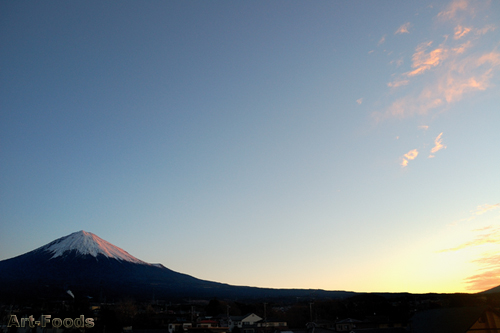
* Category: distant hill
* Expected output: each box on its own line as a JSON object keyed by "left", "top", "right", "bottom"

{"left": 0, "top": 230, "right": 355, "bottom": 302}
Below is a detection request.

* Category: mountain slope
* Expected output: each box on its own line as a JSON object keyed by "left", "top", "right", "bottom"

{"left": 0, "top": 231, "right": 354, "bottom": 301}
{"left": 480, "top": 285, "right": 500, "bottom": 294}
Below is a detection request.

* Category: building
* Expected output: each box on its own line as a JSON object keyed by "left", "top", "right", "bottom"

{"left": 410, "top": 307, "right": 500, "bottom": 333}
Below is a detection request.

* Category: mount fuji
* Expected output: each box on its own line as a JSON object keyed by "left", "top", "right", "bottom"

{"left": 40, "top": 230, "right": 146, "bottom": 264}
{"left": 0, "top": 231, "right": 354, "bottom": 302}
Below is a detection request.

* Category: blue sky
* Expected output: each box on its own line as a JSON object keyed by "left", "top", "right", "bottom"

{"left": 1, "top": 0, "right": 499, "bottom": 293}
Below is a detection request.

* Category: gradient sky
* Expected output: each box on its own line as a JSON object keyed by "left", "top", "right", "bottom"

{"left": 1, "top": 0, "right": 499, "bottom": 294}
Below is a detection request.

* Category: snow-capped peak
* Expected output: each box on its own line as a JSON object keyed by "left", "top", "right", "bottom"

{"left": 41, "top": 230, "right": 146, "bottom": 264}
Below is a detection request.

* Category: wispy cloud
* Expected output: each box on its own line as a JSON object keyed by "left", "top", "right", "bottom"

{"left": 356, "top": 98, "right": 363, "bottom": 105}
{"left": 476, "top": 203, "right": 500, "bottom": 215}
{"left": 418, "top": 125, "right": 429, "bottom": 130}
{"left": 378, "top": 35, "right": 386, "bottom": 46}
{"left": 477, "top": 51, "right": 500, "bottom": 67}
{"left": 395, "top": 22, "right": 411, "bottom": 35}
{"left": 473, "top": 253, "right": 500, "bottom": 267}
{"left": 447, "top": 200, "right": 500, "bottom": 307}
{"left": 404, "top": 149, "right": 418, "bottom": 160}
{"left": 382, "top": 89, "right": 444, "bottom": 119}
{"left": 475, "top": 24, "right": 496, "bottom": 36}
{"left": 452, "top": 41, "right": 472, "bottom": 54}
{"left": 406, "top": 41, "right": 448, "bottom": 77}
{"left": 454, "top": 25, "right": 472, "bottom": 39}
{"left": 440, "top": 226, "right": 500, "bottom": 252}
{"left": 390, "top": 57, "right": 404, "bottom": 67}
{"left": 387, "top": 79, "right": 409, "bottom": 88}
{"left": 449, "top": 203, "right": 500, "bottom": 226}
{"left": 376, "top": 46, "right": 500, "bottom": 119}
{"left": 429, "top": 132, "right": 446, "bottom": 157}
{"left": 439, "top": 52, "right": 500, "bottom": 104}
{"left": 373, "top": 1, "right": 499, "bottom": 121}
{"left": 437, "top": 0, "right": 469, "bottom": 20}
{"left": 466, "top": 249, "right": 500, "bottom": 291}
{"left": 465, "top": 265, "right": 500, "bottom": 291}
{"left": 400, "top": 149, "right": 418, "bottom": 167}
{"left": 462, "top": 221, "right": 500, "bottom": 291}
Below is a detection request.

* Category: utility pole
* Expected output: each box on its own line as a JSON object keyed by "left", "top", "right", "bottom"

{"left": 263, "top": 303, "right": 267, "bottom": 323}
{"left": 309, "top": 302, "right": 313, "bottom": 323}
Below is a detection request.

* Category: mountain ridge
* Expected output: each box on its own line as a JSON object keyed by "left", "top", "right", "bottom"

{"left": 0, "top": 231, "right": 356, "bottom": 302}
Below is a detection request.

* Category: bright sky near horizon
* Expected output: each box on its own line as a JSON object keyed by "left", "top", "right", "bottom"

{"left": 1, "top": 0, "right": 499, "bottom": 294}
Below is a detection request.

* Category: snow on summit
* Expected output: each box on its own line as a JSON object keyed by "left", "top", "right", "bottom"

{"left": 42, "top": 230, "right": 145, "bottom": 264}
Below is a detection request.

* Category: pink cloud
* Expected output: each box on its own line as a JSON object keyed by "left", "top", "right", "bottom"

{"left": 477, "top": 52, "right": 500, "bottom": 67}
{"left": 404, "top": 149, "right": 418, "bottom": 160}
{"left": 400, "top": 149, "right": 418, "bottom": 167}
{"left": 454, "top": 25, "right": 471, "bottom": 39}
{"left": 378, "top": 35, "right": 386, "bottom": 46}
{"left": 452, "top": 41, "right": 471, "bottom": 54}
{"left": 383, "top": 90, "right": 444, "bottom": 119}
{"left": 390, "top": 57, "right": 404, "bottom": 68}
{"left": 465, "top": 266, "right": 500, "bottom": 292}
{"left": 438, "top": 0, "right": 469, "bottom": 20}
{"left": 406, "top": 42, "right": 448, "bottom": 77}
{"left": 466, "top": 251, "right": 500, "bottom": 291}
{"left": 395, "top": 22, "right": 411, "bottom": 35}
{"left": 472, "top": 253, "right": 500, "bottom": 267}
{"left": 475, "top": 24, "right": 496, "bottom": 35}
{"left": 376, "top": 49, "right": 500, "bottom": 119}
{"left": 372, "top": 0, "right": 499, "bottom": 121}
{"left": 440, "top": 69, "right": 493, "bottom": 104}
{"left": 429, "top": 132, "right": 446, "bottom": 157}
{"left": 387, "top": 80, "right": 409, "bottom": 88}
